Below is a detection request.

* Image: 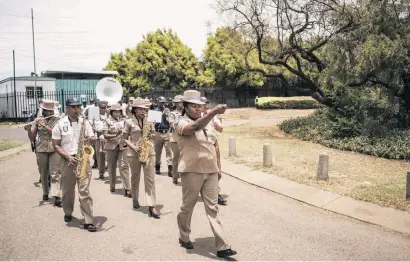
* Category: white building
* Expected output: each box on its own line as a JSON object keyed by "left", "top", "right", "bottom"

{"left": 0, "top": 76, "right": 56, "bottom": 119}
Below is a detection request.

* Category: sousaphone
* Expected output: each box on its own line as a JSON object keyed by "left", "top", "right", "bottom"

{"left": 95, "top": 77, "right": 123, "bottom": 104}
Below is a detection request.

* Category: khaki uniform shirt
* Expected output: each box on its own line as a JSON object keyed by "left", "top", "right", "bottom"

{"left": 31, "top": 116, "right": 60, "bottom": 153}
{"left": 103, "top": 116, "right": 126, "bottom": 151}
{"left": 169, "top": 109, "right": 183, "bottom": 143}
{"left": 93, "top": 113, "right": 108, "bottom": 138}
{"left": 123, "top": 116, "right": 155, "bottom": 157}
{"left": 175, "top": 115, "right": 218, "bottom": 173}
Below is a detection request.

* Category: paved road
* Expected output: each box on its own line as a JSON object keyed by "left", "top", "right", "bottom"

{"left": 1, "top": 150, "right": 410, "bottom": 260}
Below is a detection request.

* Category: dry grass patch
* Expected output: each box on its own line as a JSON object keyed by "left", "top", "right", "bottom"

{"left": 0, "top": 140, "right": 22, "bottom": 151}
{"left": 218, "top": 123, "right": 410, "bottom": 212}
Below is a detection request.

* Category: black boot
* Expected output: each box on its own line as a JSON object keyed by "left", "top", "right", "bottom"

{"left": 155, "top": 164, "right": 161, "bottom": 175}
{"left": 54, "top": 197, "right": 62, "bottom": 207}
{"left": 168, "top": 165, "right": 172, "bottom": 177}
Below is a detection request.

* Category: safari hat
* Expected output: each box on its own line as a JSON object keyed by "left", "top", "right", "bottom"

{"left": 172, "top": 95, "right": 183, "bottom": 103}
{"left": 144, "top": 98, "right": 152, "bottom": 106}
{"left": 130, "top": 98, "right": 148, "bottom": 109}
{"left": 182, "top": 90, "right": 205, "bottom": 105}
{"left": 54, "top": 101, "right": 61, "bottom": 109}
{"left": 109, "top": 103, "right": 122, "bottom": 111}
{"left": 98, "top": 101, "right": 109, "bottom": 108}
{"left": 128, "top": 97, "right": 135, "bottom": 102}
{"left": 40, "top": 99, "right": 59, "bottom": 111}
{"left": 200, "top": 97, "right": 209, "bottom": 104}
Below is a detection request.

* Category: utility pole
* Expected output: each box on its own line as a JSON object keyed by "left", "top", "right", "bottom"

{"left": 31, "top": 8, "right": 37, "bottom": 103}
{"left": 13, "top": 50, "right": 17, "bottom": 121}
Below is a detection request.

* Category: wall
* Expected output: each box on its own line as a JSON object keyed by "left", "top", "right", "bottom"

{"left": 0, "top": 78, "right": 56, "bottom": 119}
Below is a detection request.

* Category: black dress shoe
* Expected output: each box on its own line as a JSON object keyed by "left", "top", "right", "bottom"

{"left": 217, "top": 248, "right": 237, "bottom": 258}
{"left": 43, "top": 194, "right": 49, "bottom": 201}
{"left": 54, "top": 197, "right": 62, "bottom": 207}
{"left": 179, "top": 238, "right": 194, "bottom": 249}
{"left": 168, "top": 165, "right": 172, "bottom": 177}
{"left": 155, "top": 164, "right": 161, "bottom": 175}
{"left": 110, "top": 187, "right": 115, "bottom": 193}
{"left": 173, "top": 179, "right": 178, "bottom": 185}
{"left": 84, "top": 224, "right": 97, "bottom": 232}
{"left": 148, "top": 207, "right": 160, "bottom": 219}
{"left": 133, "top": 201, "right": 140, "bottom": 209}
{"left": 64, "top": 214, "right": 72, "bottom": 222}
{"left": 124, "top": 190, "right": 132, "bottom": 198}
{"left": 99, "top": 174, "right": 104, "bottom": 180}
{"left": 218, "top": 195, "right": 227, "bottom": 206}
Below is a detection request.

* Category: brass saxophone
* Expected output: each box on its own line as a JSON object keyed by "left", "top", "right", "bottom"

{"left": 76, "top": 116, "right": 95, "bottom": 184}
{"left": 137, "top": 120, "right": 153, "bottom": 164}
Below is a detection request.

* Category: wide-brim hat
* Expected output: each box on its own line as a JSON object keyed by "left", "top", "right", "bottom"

{"left": 66, "top": 97, "right": 81, "bottom": 106}
{"left": 109, "top": 103, "right": 122, "bottom": 111}
{"left": 40, "top": 99, "right": 59, "bottom": 111}
{"left": 182, "top": 90, "right": 205, "bottom": 105}
{"left": 172, "top": 95, "right": 183, "bottom": 103}
{"left": 130, "top": 98, "right": 148, "bottom": 109}
{"left": 144, "top": 98, "right": 152, "bottom": 106}
{"left": 98, "top": 101, "right": 109, "bottom": 108}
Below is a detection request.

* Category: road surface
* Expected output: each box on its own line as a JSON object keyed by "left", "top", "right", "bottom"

{"left": 1, "top": 150, "right": 410, "bottom": 260}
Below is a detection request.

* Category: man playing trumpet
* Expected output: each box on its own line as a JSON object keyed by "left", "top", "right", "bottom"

{"left": 28, "top": 99, "right": 61, "bottom": 204}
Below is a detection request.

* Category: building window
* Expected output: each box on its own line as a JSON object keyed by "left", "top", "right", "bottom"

{"left": 26, "top": 86, "right": 34, "bottom": 98}
{"left": 26, "top": 86, "right": 43, "bottom": 98}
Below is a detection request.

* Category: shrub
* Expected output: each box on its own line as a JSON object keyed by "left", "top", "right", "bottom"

{"left": 279, "top": 109, "right": 410, "bottom": 160}
{"left": 255, "top": 96, "right": 322, "bottom": 109}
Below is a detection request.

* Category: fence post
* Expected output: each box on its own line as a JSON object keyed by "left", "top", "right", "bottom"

{"left": 317, "top": 154, "right": 329, "bottom": 180}
{"left": 229, "top": 137, "right": 236, "bottom": 156}
{"left": 406, "top": 172, "right": 410, "bottom": 200}
{"left": 263, "top": 143, "right": 272, "bottom": 167}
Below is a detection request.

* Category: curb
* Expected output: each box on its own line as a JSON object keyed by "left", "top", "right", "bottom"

{"left": 0, "top": 143, "right": 31, "bottom": 160}
{"left": 221, "top": 158, "right": 410, "bottom": 236}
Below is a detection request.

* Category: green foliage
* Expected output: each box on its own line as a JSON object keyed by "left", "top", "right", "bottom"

{"left": 279, "top": 109, "right": 410, "bottom": 160}
{"left": 256, "top": 96, "right": 321, "bottom": 109}
{"left": 105, "top": 29, "right": 207, "bottom": 93}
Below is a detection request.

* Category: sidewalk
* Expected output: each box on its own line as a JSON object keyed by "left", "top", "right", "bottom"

{"left": 221, "top": 157, "right": 410, "bottom": 235}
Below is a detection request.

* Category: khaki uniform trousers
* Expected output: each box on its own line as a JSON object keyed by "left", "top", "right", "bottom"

{"left": 60, "top": 158, "right": 94, "bottom": 224}
{"left": 106, "top": 147, "right": 130, "bottom": 190}
{"left": 95, "top": 139, "right": 106, "bottom": 175}
{"left": 177, "top": 172, "right": 230, "bottom": 251}
{"left": 170, "top": 142, "right": 180, "bottom": 179}
{"left": 154, "top": 132, "right": 172, "bottom": 166}
{"left": 127, "top": 155, "right": 156, "bottom": 207}
{"left": 36, "top": 152, "right": 61, "bottom": 196}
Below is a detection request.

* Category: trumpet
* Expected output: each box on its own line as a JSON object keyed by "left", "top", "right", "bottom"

{"left": 21, "top": 114, "right": 59, "bottom": 128}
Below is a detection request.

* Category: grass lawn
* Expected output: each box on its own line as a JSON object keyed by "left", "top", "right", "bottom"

{"left": 218, "top": 122, "right": 410, "bottom": 213}
{"left": 0, "top": 140, "right": 23, "bottom": 151}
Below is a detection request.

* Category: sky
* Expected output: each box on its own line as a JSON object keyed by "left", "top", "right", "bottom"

{"left": 0, "top": 0, "right": 223, "bottom": 80}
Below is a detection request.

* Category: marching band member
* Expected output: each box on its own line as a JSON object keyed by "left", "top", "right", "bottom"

{"left": 169, "top": 95, "right": 184, "bottom": 184}
{"left": 52, "top": 97, "right": 97, "bottom": 232}
{"left": 200, "top": 97, "right": 227, "bottom": 205}
{"left": 153, "top": 96, "right": 173, "bottom": 176}
{"left": 94, "top": 101, "right": 109, "bottom": 179}
{"left": 175, "top": 90, "right": 236, "bottom": 257}
{"left": 103, "top": 103, "right": 132, "bottom": 197}
{"left": 126, "top": 97, "right": 135, "bottom": 118}
{"left": 28, "top": 99, "right": 61, "bottom": 204}
{"left": 123, "top": 98, "right": 160, "bottom": 219}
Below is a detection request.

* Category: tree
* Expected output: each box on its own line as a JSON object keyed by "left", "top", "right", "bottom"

{"left": 202, "top": 27, "right": 265, "bottom": 88}
{"left": 104, "top": 52, "right": 130, "bottom": 89}
{"left": 105, "top": 29, "right": 208, "bottom": 93}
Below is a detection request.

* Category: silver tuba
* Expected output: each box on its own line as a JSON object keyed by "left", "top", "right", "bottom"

{"left": 95, "top": 77, "right": 123, "bottom": 104}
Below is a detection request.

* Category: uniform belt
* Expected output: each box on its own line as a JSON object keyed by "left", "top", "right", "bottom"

{"left": 156, "top": 129, "right": 168, "bottom": 134}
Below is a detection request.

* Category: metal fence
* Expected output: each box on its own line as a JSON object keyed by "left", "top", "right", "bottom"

{"left": 0, "top": 82, "right": 309, "bottom": 121}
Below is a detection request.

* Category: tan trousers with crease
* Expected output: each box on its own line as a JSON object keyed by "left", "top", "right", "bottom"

{"left": 155, "top": 132, "right": 172, "bottom": 166}
{"left": 95, "top": 140, "right": 106, "bottom": 175}
{"left": 170, "top": 142, "right": 180, "bottom": 179}
{"left": 60, "top": 158, "right": 94, "bottom": 224}
{"left": 177, "top": 172, "right": 230, "bottom": 251}
{"left": 127, "top": 155, "right": 156, "bottom": 207}
{"left": 106, "top": 148, "right": 130, "bottom": 190}
{"left": 36, "top": 152, "right": 61, "bottom": 196}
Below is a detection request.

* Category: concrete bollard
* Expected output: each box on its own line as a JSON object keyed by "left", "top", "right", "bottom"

{"left": 317, "top": 154, "right": 329, "bottom": 180}
{"left": 229, "top": 137, "right": 236, "bottom": 156}
{"left": 263, "top": 143, "right": 273, "bottom": 167}
{"left": 406, "top": 172, "right": 410, "bottom": 200}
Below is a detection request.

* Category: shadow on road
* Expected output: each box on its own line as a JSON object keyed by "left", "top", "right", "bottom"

{"left": 184, "top": 236, "right": 237, "bottom": 261}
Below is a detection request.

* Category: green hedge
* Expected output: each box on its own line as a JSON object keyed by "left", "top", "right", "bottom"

{"left": 255, "top": 96, "right": 322, "bottom": 109}
{"left": 279, "top": 110, "right": 410, "bottom": 160}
